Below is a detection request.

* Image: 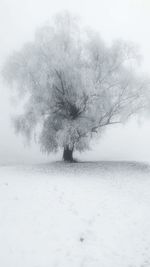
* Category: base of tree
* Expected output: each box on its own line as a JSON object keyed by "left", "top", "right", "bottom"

{"left": 63, "top": 146, "right": 77, "bottom": 163}
{"left": 64, "top": 158, "right": 78, "bottom": 163}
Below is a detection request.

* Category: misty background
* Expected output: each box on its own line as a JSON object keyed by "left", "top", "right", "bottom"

{"left": 0, "top": 0, "right": 150, "bottom": 164}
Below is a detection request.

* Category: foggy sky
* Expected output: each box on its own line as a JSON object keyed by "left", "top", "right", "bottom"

{"left": 0, "top": 0, "right": 150, "bottom": 163}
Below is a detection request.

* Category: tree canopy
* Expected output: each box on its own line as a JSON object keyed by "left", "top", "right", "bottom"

{"left": 2, "top": 12, "right": 149, "bottom": 161}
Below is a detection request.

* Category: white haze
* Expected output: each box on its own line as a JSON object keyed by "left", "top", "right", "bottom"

{"left": 0, "top": 0, "right": 150, "bottom": 163}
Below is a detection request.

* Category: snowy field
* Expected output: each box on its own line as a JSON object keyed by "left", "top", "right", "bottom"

{"left": 0, "top": 161, "right": 150, "bottom": 267}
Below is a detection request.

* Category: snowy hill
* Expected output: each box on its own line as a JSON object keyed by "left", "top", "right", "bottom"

{"left": 0, "top": 161, "right": 150, "bottom": 267}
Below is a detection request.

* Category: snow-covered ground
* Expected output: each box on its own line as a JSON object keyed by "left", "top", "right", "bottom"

{"left": 0, "top": 161, "right": 150, "bottom": 267}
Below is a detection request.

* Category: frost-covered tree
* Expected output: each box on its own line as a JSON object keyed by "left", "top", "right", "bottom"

{"left": 2, "top": 12, "right": 149, "bottom": 162}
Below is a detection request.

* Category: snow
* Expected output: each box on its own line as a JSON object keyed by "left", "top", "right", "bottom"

{"left": 0, "top": 161, "right": 150, "bottom": 267}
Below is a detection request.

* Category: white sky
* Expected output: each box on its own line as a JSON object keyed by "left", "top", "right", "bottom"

{"left": 0, "top": 0, "right": 150, "bottom": 163}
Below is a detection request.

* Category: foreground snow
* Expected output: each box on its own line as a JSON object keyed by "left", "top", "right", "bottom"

{"left": 0, "top": 161, "right": 150, "bottom": 267}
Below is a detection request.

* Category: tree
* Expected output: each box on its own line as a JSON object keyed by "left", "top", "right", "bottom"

{"left": 2, "top": 12, "right": 149, "bottom": 162}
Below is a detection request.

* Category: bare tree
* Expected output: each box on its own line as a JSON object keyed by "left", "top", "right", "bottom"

{"left": 2, "top": 12, "right": 149, "bottom": 162}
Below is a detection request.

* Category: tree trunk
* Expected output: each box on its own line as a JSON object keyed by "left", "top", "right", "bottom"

{"left": 63, "top": 146, "right": 74, "bottom": 162}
